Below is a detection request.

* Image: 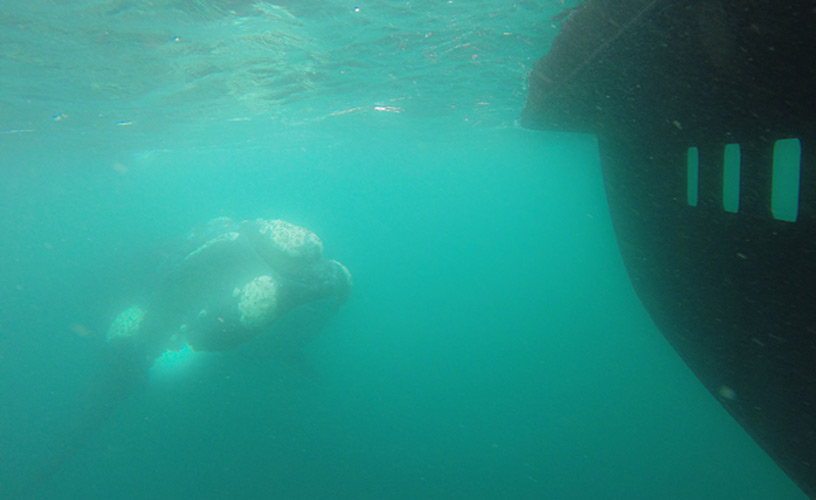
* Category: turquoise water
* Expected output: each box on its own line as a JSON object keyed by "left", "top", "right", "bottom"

{"left": 0, "top": 1, "right": 807, "bottom": 499}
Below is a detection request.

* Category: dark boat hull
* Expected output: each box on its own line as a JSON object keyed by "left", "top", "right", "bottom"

{"left": 522, "top": 1, "right": 816, "bottom": 496}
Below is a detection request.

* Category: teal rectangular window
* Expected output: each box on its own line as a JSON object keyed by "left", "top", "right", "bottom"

{"left": 687, "top": 147, "right": 699, "bottom": 207}
{"left": 723, "top": 143, "right": 740, "bottom": 213}
{"left": 771, "top": 138, "right": 801, "bottom": 222}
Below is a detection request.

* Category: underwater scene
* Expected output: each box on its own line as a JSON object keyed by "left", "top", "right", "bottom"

{"left": 0, "top": 1, "right": 808, "bottom": 499}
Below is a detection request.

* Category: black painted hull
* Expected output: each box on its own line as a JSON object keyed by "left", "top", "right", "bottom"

{"left": 523, "top": 1, "right": 816, "bottom": 496}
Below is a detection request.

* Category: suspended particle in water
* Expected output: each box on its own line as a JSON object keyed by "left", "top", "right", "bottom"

{"left": 718, "top": 385, "right": 737, "bottom": 401}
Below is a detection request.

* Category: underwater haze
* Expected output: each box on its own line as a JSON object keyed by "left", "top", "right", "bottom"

{"left": 0, "top": 1, "right": 807, "bottom": 499}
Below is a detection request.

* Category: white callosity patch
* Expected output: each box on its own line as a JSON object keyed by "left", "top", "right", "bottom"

{"left": 238, "top": 275, "right": 279, "bottom": 329}
{"left": 256, "top": 218, "right": 323, "bottom": 262}
{"left": 106, "top": 305, "right": 146, "bottom": 342}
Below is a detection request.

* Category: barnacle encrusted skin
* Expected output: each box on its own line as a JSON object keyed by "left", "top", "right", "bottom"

{"left": 238, "top": 275, "right": 279, "bottom": 329}
{"left": 106, "top": 305, "right": 146, "bottom": 342}
{"left": 255, "top": 218, "right": 323, "bottom": 262}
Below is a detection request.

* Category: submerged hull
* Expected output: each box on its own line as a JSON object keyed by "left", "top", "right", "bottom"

{"left": 522, "top": 1, "right": 816, "bottom": 497}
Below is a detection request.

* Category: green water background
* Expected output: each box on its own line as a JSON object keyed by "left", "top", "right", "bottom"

{"left": 0, "top": 1, "right": 807, "bottom": 498}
